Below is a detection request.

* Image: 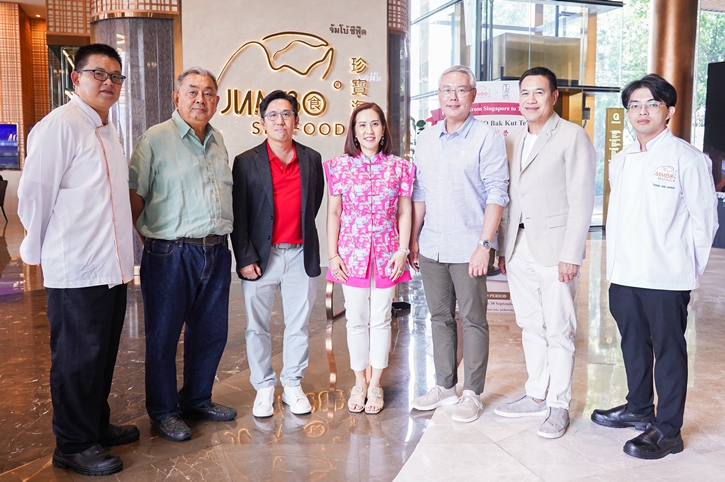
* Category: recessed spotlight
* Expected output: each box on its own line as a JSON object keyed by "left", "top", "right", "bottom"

{"left": 36, "top": 14, "right": 41, "bottom": 17}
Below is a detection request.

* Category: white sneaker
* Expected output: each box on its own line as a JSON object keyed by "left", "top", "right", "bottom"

{"left": 411, "top": 385, "right": 458, "bottom": 411}
{"left": 282, "top": 385, "right": 312, "bottom": 415}
{"left": 253, "top": 386, "right": 275, "bottom": 418}
{"left": 452, "top": 390, "right": 482, "bottom": 423}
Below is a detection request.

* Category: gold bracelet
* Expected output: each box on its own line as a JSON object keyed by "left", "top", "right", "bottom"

{"left": 329, "top": 253, "right": 340, "bottom": 260}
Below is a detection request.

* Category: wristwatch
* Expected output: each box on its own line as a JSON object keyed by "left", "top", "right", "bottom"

{"left": 398, "top": 247, "right": 411, "bottom": 254}
{"left": 478, "top": 239, "right": 492, "bottom": 249}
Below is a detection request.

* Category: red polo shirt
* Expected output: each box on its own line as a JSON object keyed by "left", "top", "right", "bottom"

{"left": 267, "top": 141, "right": 303, "bottom": 244}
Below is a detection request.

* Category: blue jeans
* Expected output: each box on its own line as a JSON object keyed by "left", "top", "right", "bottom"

{"left": 141, "top": 238, "right": 231, "bottom": 421}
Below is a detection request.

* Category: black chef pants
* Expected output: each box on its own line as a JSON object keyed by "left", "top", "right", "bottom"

{"left": 46, "top": 283, "right": 128, "bottom": 453}
{"left": 609, "top": 283, "right": 690, "bottom": 438}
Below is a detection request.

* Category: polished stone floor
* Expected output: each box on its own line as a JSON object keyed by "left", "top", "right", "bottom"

{"left": 0, "top": 213, "right": 724, "bottom": 481}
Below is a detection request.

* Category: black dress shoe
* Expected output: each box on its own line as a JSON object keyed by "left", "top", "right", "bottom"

{"left": 623, "top": 424, "right": 684, "bottom": 459}
{"left": 99, "top": 423, "right": 140, "bottom": 446}
{"left": 181, "top": 401, "right": 237, "bottom": 421}
{"left": 52, "top": 444, "right": 123, "bottom": 476}
{"left": 151, "top": 415, "right": 192, "bottom": 442}
{"left": 591, "top": 404, "right": 653, "bottom": 430}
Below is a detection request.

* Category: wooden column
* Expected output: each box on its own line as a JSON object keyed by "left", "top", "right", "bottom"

{"left": 649, "top": 0, "right": 698, "bottom": 142}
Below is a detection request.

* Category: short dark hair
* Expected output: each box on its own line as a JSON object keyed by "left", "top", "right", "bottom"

{"left": 519, "top": 66, "right": 558, "bottom": 93}
{"left": 74, "top": 43, "right": 122, "bottom": 71}
{"left": 621, "top": 73, "right": 677, "bottom": 108}
{"left": 259, "top": 90, "right": 299, "bottom": 118}
{"left": 343, "top": 102, "right": 392, "bottom": 157}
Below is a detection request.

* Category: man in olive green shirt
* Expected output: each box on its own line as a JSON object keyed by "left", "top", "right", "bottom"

{"left": 129, "top": 67, "right": 236, "bottom": 442}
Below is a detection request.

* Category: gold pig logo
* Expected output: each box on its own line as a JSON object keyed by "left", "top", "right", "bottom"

{"left": 217, "top": 31, "right": 335, "bottom": 84}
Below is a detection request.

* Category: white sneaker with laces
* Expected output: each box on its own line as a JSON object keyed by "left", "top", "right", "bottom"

{"left": 452, "top": 390, "right": 482, "bottom": 423}
{"left": 253, "top": 386, "right": 275, "bottom": 418}
{"left": 411, "top": 385, "right": 459, "bottom": 411}
{"left": 282, "top": 385, "right": 312, "bottom": 415}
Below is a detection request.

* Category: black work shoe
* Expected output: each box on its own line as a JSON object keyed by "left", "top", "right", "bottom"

{"left": 151, "top": 415, "right": 192, "bottom": 442}
{"left": 52, "top": 444, "right": 123, "bottom": 476}
{"left": 623, "top": 424, "right": 684, "bottom": 459}
{"left": 181, "top": 401, "right": 237, "bottom": 421}
{"left": 591, "top": 404, "right": 654, "bottom": 430}
{"left": 99, "top": 423, "right": 140, "bottom": 447}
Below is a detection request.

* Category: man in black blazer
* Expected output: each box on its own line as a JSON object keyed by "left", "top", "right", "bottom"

{"left": 231, "top": 90, "right": 324, "bottom": 419}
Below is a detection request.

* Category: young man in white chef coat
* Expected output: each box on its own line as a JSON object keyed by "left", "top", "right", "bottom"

{"left": 591, "top": 74, "right": 718, "bottom": 460}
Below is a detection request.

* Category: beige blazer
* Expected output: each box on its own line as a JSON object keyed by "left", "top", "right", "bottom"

{"left": 499, "top": 112, "right": 595, "bottom": 267}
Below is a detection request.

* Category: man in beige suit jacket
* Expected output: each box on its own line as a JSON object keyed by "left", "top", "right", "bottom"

{"left": 494, "top": 67, "right": 595, "bottom": 439}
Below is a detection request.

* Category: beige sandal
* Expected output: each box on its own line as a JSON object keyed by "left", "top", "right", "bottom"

{"left": 348, "top": 386, "right": 366, "bottom": 413}
{"left": 365, "top": 387, "right": 384, "bottom": 414}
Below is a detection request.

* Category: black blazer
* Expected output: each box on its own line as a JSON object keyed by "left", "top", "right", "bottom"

{"left": 231, "top": 140, "right": 324, "bottom": 279}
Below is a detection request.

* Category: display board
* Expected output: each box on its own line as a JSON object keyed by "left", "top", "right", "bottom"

{"left": 0, "top": 124, "right": 19, "bottom": 170}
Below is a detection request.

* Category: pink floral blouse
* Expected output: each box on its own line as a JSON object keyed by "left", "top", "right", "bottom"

{"left": 324, "top": 153, "right": 416, "bottom": 288}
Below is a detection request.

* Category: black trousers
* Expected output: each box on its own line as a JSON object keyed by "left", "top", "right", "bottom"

{"left": 46, "top": 284, "right": 128, "bottom": 453}
{"left": 609, "top": 283, "right": 690, "bottom": 438}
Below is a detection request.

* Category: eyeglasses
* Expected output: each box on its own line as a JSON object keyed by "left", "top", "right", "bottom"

{"left": 263, "top": 110, "right": 296, "bottom": 121}
{"left": 439, "top": 87, "right": 474, "bottom": 98}
{"left": 626, "top": 101, "right": 663, "bottom": 113}
{"left": 78, "top": 69, "right": 126, "bottom": 85}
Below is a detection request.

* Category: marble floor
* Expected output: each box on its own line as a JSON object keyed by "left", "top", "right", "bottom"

{"left": 0, "top": 213, "right": 724, "bottom": 481}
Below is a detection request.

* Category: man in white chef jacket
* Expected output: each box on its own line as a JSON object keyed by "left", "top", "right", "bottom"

{"left": 591, "top": 74, "right": 718, "bottom": 460}
{"left": 17, "top": 44, "right": 136, "bottom": 477}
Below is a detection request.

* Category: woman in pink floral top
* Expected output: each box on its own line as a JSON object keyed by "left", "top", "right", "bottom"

{"left": 325, "top": 102, "right": 415, "bottom": 414}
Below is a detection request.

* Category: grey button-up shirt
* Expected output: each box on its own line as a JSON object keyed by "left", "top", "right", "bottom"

{"left": 412, "top": 113, "right": 509, "bottom": 263}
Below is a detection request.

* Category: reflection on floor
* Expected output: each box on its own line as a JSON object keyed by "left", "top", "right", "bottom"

{"left": 1, "top": 214, "right": 724, "bottom": 480}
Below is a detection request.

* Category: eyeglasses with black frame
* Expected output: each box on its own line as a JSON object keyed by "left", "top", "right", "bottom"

{"left": 78, "top": 69, "right": 126, "bottom": 85}
{"left": 626, "top": 100, "right": 663, "bottom": 113}
{"left": 263, "top": 110, "right": 296, "bottom": 121}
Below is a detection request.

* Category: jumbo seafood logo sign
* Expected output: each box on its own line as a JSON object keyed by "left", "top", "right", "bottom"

{"left": 217, "top": 30, "right": 377, "bottom": 137}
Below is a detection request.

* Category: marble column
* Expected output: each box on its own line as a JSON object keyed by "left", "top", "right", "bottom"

{"left": 388, "top": 0, "right": 411, "bottom": 158}
{"left": 92, "top": 17, "right": 175, "bottom": 157}
{"left": 649, "top": 0, "right": 698, "bottom": 142}
{"left": 92, "top": 17, "right": 175, "bottom": 266}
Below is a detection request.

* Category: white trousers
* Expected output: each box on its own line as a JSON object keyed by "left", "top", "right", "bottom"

{"left": 242, "top": 246, "right": 318, "bottom": 389}
{"left": 341, "top": 278, "right": 395, "bottom": 371}
{"left": 506, "top": 230, "right": 578, "bottom": 409}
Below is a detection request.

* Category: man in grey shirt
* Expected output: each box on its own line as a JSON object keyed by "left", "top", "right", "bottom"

{"left": 409, "top": 65, "right": 509, "bottom": 423}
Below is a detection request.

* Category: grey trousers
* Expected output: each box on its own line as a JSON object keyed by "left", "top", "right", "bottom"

{"left": 242, "top": 246, "right": 318, "bottom": 390}
{"left": 419, "top": 254, "right": 490, "bottom": 394}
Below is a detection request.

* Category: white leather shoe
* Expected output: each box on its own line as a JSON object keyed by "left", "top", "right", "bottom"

{"left": 253, "top": 386, "right": 275, "bottom": 418}
{"left": 282, "top": 385, "right": 312, "bottom": 415}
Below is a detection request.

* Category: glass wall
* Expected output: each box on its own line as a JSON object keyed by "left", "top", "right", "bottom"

{"left": 409, "top": 0, "right": 625, "bottom": 226}
{"left": 410, "top": 1, "right": 468, "bottom": 126}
